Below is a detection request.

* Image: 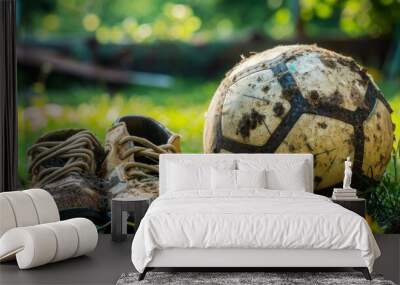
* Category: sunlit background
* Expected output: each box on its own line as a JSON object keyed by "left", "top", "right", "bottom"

{"left": 17, "top": 0, "right": 400, "bottom": 41}
{"left": 17, "top": 1, "right": 400, "bottom": 232}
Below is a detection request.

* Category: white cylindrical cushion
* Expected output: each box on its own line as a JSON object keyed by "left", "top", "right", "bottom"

{"left": 24, "top": 189, "right": 60, "bottom": 223}
{"left": 65, "top": 218, "right": 98, "bottom": 257}
{"left": 0, "top": 226, "right": 57, "bottom": 269}
{"left": 0, "top": 218, "right": 98, "bottom": 269}
{"left": 42, "top": 221, "right": 79, "bottom": 262}
{"left": 0, "top": 189, "right": 59, "bottom": 238}
{"left": 0, "top": 192, "right": 39, "bottom": 227}
{"left": 0, "top": 196, "right": 17, "bottom": 237}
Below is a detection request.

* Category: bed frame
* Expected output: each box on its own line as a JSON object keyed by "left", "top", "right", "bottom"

{"left": 138, "top": 154, "right": 372, "bottom": 281}
{"left": 139, "top": 248, "right": 371, "bottom": 280}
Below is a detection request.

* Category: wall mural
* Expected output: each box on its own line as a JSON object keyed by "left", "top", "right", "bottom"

{"left": 16, "top": 0, "right": 399, "bottom": 234}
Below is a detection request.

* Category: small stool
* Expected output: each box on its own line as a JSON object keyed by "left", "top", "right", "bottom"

{"left": 111, "top": 197, "right": 152, "bottom": 242}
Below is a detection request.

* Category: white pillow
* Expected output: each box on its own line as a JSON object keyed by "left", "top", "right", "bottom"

{"left": 211, "top": 168, "right": 236, "bottom": 190}
{"left": 167, "top": 163, "right": 210, "bottom": 191}
{"left": 211, "top": 169, "right": 267, "bottom": 191}
{"left": 238, "top": 160, "right": 308, "bottom": 191}
{"left": 167, "top": 160, "right": 236, "bottom": 192}
{"left": 265, "top": 163, "right": 307, "bottom": 191}
{"left": 236, "top": 169, "right": 267, "bottom": 189}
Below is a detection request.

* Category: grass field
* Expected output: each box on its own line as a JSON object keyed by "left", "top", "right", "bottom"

{"left": 18, "top": 78, "right": 400, "bottom": 185}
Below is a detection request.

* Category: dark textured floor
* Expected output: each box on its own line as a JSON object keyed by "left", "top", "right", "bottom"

{"left": 0, "top": 235, "right": 358, "bottom": 285}
{"left": 1, "top": 234, "right": 397, "bottom": 285}
{"left": 0, "top": 234, "right": 134, "bottom": 285}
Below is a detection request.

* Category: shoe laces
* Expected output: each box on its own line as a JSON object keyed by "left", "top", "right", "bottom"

{"left": 118, "top": 134, "right": 179, "bottom": 181}
{"left": 28, "top": 130, "right": 103, "bottom": 187}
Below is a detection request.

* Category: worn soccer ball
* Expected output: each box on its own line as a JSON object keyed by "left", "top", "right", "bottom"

{"left": 203, "top": 45, "right": 394, "bottom": 191}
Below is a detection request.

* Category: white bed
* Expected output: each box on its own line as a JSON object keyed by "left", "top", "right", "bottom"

{"left": 131, "top": 154, "right": 380, "bottom": 280}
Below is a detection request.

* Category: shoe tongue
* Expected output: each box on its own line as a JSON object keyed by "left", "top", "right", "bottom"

{"left": 36, "top": 128, "right": 85, "bottom": 143}
{"left": 167, "top": 134, "right": 181, "bottom": 152}
{"left": 107, "top": 122, "right": 135, "bottom": 162}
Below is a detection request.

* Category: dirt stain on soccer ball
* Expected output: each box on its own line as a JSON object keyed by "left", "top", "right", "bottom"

{"left": 236, "top": 109, "right": 266, "bottom": 139}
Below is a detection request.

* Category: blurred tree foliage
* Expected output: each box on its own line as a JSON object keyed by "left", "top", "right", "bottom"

{"left": 18, "top": 0, "right": 400, "bottom": 43}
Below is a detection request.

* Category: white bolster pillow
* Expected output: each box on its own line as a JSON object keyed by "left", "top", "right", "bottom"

{"left": 64, "top": 218, "right": 98, "bottom": 257}
{"left": 0, "top": 218, "right": 98, "bottom": 269}
{"left": 0, "top": 189, "right": 60, "bottom": 237}
{"left": 24, "top": 188, "right": 60, "bottom": 223}
{"left": 0, "top": 196, "right": 17, "bottom": 237}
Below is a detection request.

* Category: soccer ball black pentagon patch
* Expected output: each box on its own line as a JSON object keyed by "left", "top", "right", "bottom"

{"left": 203, "top": 45, "right": 394, "bottom": 192}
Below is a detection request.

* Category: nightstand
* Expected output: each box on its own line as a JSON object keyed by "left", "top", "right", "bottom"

{"left": 331, "top": 198, "right": 366, "bottom": 218}
{"left": 111, "top": 197, "right": 152, "bottom": 242}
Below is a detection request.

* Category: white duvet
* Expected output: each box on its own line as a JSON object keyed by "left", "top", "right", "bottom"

{"left": 131, "top": 190, "right": 380, "bottom": 272}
